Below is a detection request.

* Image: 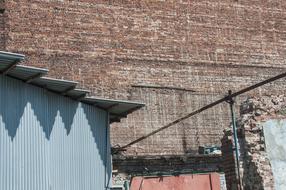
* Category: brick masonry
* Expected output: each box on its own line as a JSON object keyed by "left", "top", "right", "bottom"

{"left": 222, "top": 95, "right": 286, "bottom": 190}
{"left": 1, "top": 1, "right": 286, "bottom": 155}
{"left": 112, "top": 154, "right": 222, "bottom": 188}
{"left": 0, "top": 0, "right": 5, "bottom": 48}
{"left": 113, "top": 154, "right": 222, "bottom": 175}
{"left": 221, "top": 131, "right": 239, "bottom": 190}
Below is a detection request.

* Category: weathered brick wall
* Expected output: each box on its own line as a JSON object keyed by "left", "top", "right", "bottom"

{"left": 0, "top": 0, "right": 5, "bottom": 48}
{"left": 112, "top": 154, "right": 222, "bottom": 187}
{"left": 113, "top": 154, "right": 222, "bottom": 175}
{"left": 223, "top": 96, "right": 286, "bottom": 190}
{"left": 238, "top": 96, "right": 286, "bottom": 190}
{"left": 221, "top": 131, "right": 239, "bottom": 190}
{"left": 3, "top": 1, "right": 286, "bottom": 155}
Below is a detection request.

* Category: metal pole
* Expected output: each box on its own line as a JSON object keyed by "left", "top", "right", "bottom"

{"left": 227, "top": 90, "right": 242, "bottom": 190}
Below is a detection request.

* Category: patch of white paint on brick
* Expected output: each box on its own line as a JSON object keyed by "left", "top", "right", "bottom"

{"left": 263, "top": 119, "right": 286, "bottom": 190}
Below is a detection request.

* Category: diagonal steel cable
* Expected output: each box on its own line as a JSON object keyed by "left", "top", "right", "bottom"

{"left": 116, "top": 71, "right": 286, "bottom": 152}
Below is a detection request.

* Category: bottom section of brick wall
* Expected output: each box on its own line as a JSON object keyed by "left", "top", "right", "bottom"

{"left": 112, "top": 154, "right": 222, "bottom": 187}
{"left": 113, "top": 154, "right": 222, "bottom": 175}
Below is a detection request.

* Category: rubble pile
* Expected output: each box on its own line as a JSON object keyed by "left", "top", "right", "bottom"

{"left": 237, "top": 95, "right": 286, "bottom": 189}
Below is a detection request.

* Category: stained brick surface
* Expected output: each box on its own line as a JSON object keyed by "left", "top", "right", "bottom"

{"left": 0, "top": 0, "right": 5, "bottom": 48}
{"left": 221, "top": 133, "right": 238, "bottom": 190}
{"left": 2, "top": 1, "right": 286, "bottom": 155}
{"left": 222, "top": 96, "right": 286, "bottom": 190}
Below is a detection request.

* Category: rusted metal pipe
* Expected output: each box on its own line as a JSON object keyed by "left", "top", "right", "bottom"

{"left": 115, "top": 72, "right": 286, "bottom": 152}
{"left": 226, "top": 90, "right": 242, "bottom": 190}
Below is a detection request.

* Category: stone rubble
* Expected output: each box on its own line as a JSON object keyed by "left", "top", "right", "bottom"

{"left": 224, "top": 95, "right": 286, "bottom": 190}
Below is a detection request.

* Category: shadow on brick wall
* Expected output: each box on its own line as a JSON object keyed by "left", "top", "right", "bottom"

{"left": 240, "top": 137, "right": 264, "bottom": 190}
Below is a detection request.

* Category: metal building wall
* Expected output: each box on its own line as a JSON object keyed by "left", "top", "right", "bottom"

{"left": 0, "top": 75, "right": 111, "bottom": 190}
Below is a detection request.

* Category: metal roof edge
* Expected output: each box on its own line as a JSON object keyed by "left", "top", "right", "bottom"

{"left": 38, "top": 76, "right": 78, "bottom": 85}
{"left": 82, "top": 96, "right": 145, "bottom": 123}
{"left": 0, "top": 51, "right": 25, "bottom": 60}
{"left": 83, "top": 96, "right": 145, "bottom": 106}
{"left": 0, "top": 51, "right": 145, "bottom": 123}
{"left": 15, "top": 65, "right": 49, "bottom": 73}
{"left": 72, "top": 88, "right": 91, "bottom": 93}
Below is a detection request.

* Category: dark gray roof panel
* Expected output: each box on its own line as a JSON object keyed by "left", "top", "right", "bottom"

{"left": 31, "top": 77, "right": 78, "bottom": 93}
{"left": 8, "top": 65, "right": 48, "bottom": 81}
{"left": 66, "top": 89, "right": 91, "bottom": 99}
{"left": 82, "top": 97, "right": 145, "bottom": 123}
{"left": 0, "top": 51, "right": 25, "bottom": 73}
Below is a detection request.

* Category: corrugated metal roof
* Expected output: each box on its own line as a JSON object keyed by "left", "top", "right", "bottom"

{"left": 0, "top": 51, "right": 25, "bottom": 73}
{"left": 82, "top": 97, "right": 145, "bottom": 122}
{"left": 31, "top": 77, "right": 78, "bottom": 93}
{"left": 66, "top": 89, "right": 91, "bottom": 100}
{"left": 9, "top": 65, "right": 48, "bottom": 82}
{"left": 0, "top": 51, "right": 144, "bottom": 123}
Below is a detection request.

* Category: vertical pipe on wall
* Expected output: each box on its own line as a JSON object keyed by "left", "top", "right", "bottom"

{"left": 227, "top": 90, "right": 242, "bottom": 190}
{"left": 105, "top": 111, "right": 110, "bottom": 190}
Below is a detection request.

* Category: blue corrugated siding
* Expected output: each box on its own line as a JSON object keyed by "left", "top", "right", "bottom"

{"left": 0, "top": 75, "right": 111, "bottom": 190}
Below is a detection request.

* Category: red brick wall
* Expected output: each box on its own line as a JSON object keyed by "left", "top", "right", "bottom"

{"left": 113, "top": 154, "right": 222, "bottom": 175}
{"left": 0, "top": 0, "right": 5, "bottom": 48}
{"left": 221, "top": 132, "right": 239, "bottom": 190}
{"left": 3, "top": 1, "right": 286, "bottom": 155}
